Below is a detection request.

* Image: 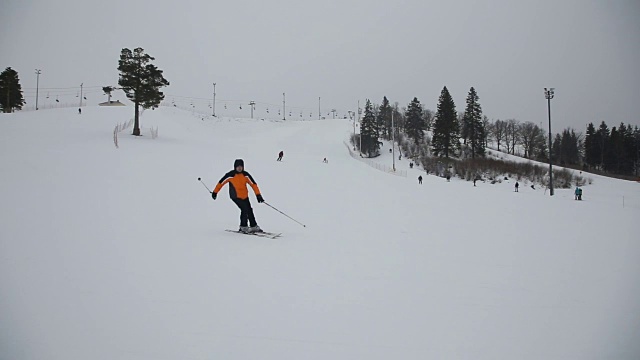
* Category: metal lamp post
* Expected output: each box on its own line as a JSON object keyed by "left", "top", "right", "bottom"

{"left": 544, "top": 87, "right": 555, "bottom": 196}
{"left": 249, "top": 101, "right": 255, "bottom": 119}
{"left": 212, "top": 83, "right": 216, "bottom": 117}
{"left": 392, "top": 111, "right": 396, "bottom": 171}
{"left": 348, "top": 111, "right": 355, "bottom": 150}
{"left": 358, "top": 101, "right": 362, "bottom": 155}
{"left": 35, "top": 69, "right": 41, "bottom": 110}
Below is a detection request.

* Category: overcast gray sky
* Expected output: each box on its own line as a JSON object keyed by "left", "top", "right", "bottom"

{"left": 2, "top": 0, "right": 639, "bottom": 130}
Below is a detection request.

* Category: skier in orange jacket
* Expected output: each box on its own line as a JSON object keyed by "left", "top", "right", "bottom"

{"left": 211, "top": 159, "right": 265, "bottom": 233}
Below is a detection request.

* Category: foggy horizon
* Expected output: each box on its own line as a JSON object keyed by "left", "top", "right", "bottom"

{"left": 2, "top": 0, "right": 639, "bottom": 131}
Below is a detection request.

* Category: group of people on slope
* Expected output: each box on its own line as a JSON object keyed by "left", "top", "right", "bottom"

{"left": 212, "top": 152, "right": 586, "bottom": 233}
{"left": 278, "top": 150, "right": 328, "bottom": 163}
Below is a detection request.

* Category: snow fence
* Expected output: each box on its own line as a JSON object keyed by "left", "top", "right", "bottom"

{"left": 344, "top": 141, "right": 407, "bottom": 177}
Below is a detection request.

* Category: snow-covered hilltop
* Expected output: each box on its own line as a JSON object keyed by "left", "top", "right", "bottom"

{"left": 1, "top": 107, "right": 639, "bottom": 360}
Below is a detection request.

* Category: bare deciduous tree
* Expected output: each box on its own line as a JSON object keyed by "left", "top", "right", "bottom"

{"left": 519, "top": 121, "right": 543, "bottom": 158}
{"left": 504, "top": 119, "right": 519, "bottom": 155}
{"left": 482, "top": 116, "right": 490, "bottom": 149}
{"left": 491, "top": 119, "right": 507, "bottom": 152}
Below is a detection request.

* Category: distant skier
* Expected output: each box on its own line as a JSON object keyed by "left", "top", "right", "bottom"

{"left": 515, "top": 181, "right": 519, "bottom": 192}
{"left": 277, "top": 151, "right": 284, "bottom": 161}
{"left": 575, "top": 187, "right": 582, "bottom": 200}
{"left": 418, "top": 175, "right": 423, "bottom": 184}
{"left": 473, "top": 178, "right": 477, "bottom": 187}
{"left": 409, "top": 162, "right": 414, "bottom": 169}
{"left": 323, "top": 157, "right": 328, "bottom": 163}
{"left": 78, "top": 108, "right": 81, "bottom": 115}
{"left": 211, "top": 159, "right": 265, "bottom": 233}
{"left": 531, "top": 184, "right": 536, "bottom": 190}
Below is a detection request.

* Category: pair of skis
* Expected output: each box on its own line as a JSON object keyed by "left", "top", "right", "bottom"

{"left": 225, "top": 229, "right": 282, "bottom": 239}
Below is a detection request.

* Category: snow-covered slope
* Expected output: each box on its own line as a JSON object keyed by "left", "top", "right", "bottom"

{"left": 1, "top": 107, "right": 639, "bottom": 360}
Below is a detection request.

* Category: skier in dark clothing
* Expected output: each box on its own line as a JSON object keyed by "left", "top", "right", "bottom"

{"left": 211, "top": 159, "right": 265, "bottom": 233}
{"left": 515, "top": 181, "right": 519, "bottom": 192}
{"left": 277, "top": 151, "right": 284, "bottom": 161}
{"left": 418, "top": 175, "right": 423, "bottom": 184}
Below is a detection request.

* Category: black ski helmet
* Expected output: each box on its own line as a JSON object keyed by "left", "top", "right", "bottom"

{"left": 234, "top": 159, "right": 244, "bottom": 169}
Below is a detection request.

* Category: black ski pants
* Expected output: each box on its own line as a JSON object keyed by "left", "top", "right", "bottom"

{"left": 232, "top": 198, "right": 257, "bottom": 227}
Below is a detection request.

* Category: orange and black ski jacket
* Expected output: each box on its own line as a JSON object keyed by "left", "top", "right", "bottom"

{"left": 213, "top": 170, "right": 261, "bottom": 200}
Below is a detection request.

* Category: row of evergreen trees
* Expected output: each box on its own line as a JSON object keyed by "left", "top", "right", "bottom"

{"left": 585, "top": 121, "right": 639, "bottom": 176}
{"left": 540, "top": 122, "right": 639, "bottom": 177}
{"left": 359, "top": 89, "right": 639, "bottom": 178}
{"left": 358, "top": 86, "right": 487, "bottom": 159}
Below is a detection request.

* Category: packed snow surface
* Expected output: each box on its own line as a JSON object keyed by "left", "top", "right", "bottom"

{"left": 1, "top": 107, "right": 639, "bottom": 359}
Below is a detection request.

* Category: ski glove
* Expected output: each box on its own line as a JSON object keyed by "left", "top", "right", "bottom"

{"left": 211, "top": 192, "right": 217, "bottom": 200}
{"left": 256, "top": 194, "right": 265, "bottom": 203}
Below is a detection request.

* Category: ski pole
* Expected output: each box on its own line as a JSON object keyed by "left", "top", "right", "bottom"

{"left": 263, "top": 202, "right": 306, "bottom": 228}
{"left": 197, "top": 177, "right": 212, "bottom": 193}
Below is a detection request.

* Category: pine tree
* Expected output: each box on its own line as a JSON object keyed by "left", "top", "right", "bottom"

{"left": 534, "top": 131, "right": 548, "bottom": 161}
{"left": 404, "top": 97, "right": 425, "bottom": 145}
{"left": 103, "top": 86, "right": 115, "bottom": 103}
{"left": 556, "top": 128, "right": 581, "bottom": 166}
{"left": 432, "top": 86, "right": 459, "bottom": 158}
{"left": 597, "top": 121, "right": 610, "bottom": 169}
{"left": 462, "top": 87, "right": 485, "bottom": 158}
{"left": 552, "top": 133, "right": 562, "bottom": 164}
{"left": 584, "top": 122, "right": 598, "bottom": 168}
{"left": 461, "top": 116, "right": 470, "bottom": 145}
{"left": 634, "top": 126, "right": 640, "bottom": 176}
{"left": 606, "top": 126, "right": 620, "bottom": 172}
{"left": 609, "top": 123, "right": 635, "bottom": 175}
{"left": 0, "top": 67, "right": 26, "bottom": 113}
{"left": 377, "top": 96, "right": 392, "bottom": 140}
{"left": 621, "top": 123, "right": 636, "bottom": 175}
{"left": 458, "top": 112, "right": 467, "bottom": 144}
{"left": 118, "top": 48, "right": 170, "bottom": 136}
{"left": 360, "top": 99, "right": 380, "bottom": 157}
